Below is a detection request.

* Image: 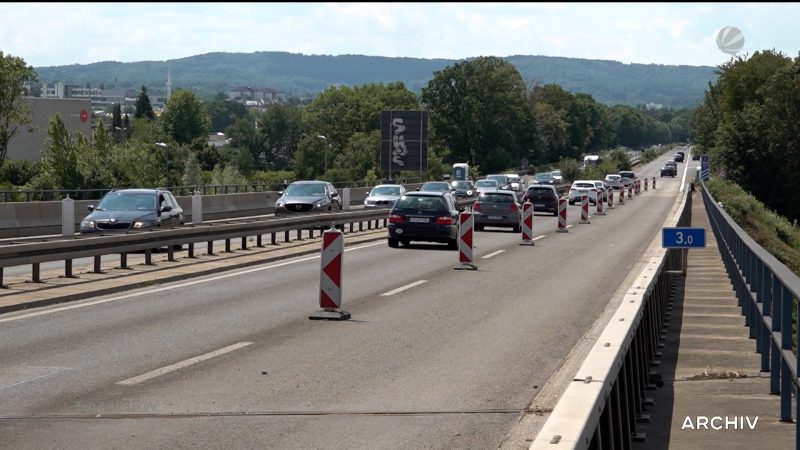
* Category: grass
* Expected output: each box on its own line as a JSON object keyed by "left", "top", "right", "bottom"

{"left": 707, "top": 179, "right": 800, "bottom": 353}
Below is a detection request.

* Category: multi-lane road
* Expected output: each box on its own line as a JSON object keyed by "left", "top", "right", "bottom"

{"left": 1, "top": 151, "right": 692, "bottom": 449}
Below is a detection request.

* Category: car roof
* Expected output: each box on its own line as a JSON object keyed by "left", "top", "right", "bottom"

{"left": 290, "top": 180, "right": 328, "bottom": 185}
{"left": 527, "top": 184, "right": 556, "bottom": 190}
{"left": 405, "top": 191, "right": 447, "bottom": 197}
{"left": 372, "top": 184, "right": 403, "bottom": 188}
{"left": 109, "top": 189, "right": 160, "bottom": 195}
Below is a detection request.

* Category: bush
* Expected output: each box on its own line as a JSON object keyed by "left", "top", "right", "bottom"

{"left": 559, "top": 157, "right": 580, "bottom": 183}
{"left": 0, "top": 160, "right": 41, "bottom": 186}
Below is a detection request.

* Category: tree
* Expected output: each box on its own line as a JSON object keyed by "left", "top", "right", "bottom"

{"left": 329, "top": 131, "right": 379, "bottom": 181}
{"left": 292, "top": 134, "right": 328, "bottom": 179}
{"left": 422, "top": 57, "right": 533, "bottom": 172}
{"left": 39, "top": 114, "right": 83, "bottom": 189}
{"left": 134, "top": 85, "right": 155, "bottom": 119}
{"left": 0, "top": 51, "right": 38, "bottom": 170}
{"left": 259, "top": 104, "right": 304, "bottom": 170}
{"left": 207, "top": 93, "right": 248, "bottom": 132}
{"left": 161, "top": 89, "right": 210, "bottom": 145}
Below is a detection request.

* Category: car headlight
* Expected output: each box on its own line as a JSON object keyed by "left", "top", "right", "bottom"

{"left": 133, "top": 221, "right": 154, "bottom": 229}
{"left": 316, "top": 202, "right": 324, "bottom": 208}
{"left": 81, "top": 220, "right": 95, "bottom": 229}
{"left": 467, "top": 190, "right": 473, "bottom": 196}
{"left": 276, "top": 202, "right": 285, "bottom": 208}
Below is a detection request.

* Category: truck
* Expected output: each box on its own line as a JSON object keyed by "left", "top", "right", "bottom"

{"left": 452, "top": 163, "right": 469, "bottom": 181}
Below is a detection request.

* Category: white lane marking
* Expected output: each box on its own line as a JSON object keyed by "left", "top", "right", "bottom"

{"left": 0, "top": 366, "right": 71, "bottom": 391}
{"left": 533, "top": 235, "right": 546, "bottom": 241}
{"left": 481, "top": 250, "right": 506, "bottom": 259}
{"left": 0, "top": 241, "right": 384, "bottom": 324}
{"left": 380, "top": 280, "right": 428, "bottom": 297}
{"left": 679, "top": 158, "right": 690, "bottom": 192}
{"left": 566, "top": 224, "right": 574, "bottom": 229}
{"left": 116, "top": 342, "right": 253, "bottom": 385}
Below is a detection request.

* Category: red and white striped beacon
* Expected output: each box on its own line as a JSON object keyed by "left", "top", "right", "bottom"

{"left": 520, "top": 200, "right": 535, "bottom": 246}
{"left": 455, "top": 211, "right": 477, "bottom": 270}
{"left": 309, "top": 228, "right": 350, "bottom": 320}
{"left": 557, "top": 198, "right": 568, "bottom": 232}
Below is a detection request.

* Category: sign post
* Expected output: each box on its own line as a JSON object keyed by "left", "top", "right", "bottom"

{"left": 662, "top": 227, "right": 706, "bottom": 276}
{"left": 700, "top": 155, "right": 710, "bottom": 182}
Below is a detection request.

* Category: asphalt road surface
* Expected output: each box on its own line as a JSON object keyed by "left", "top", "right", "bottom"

{"left": 0, "top": 151, "right": 691, "bottom": 449}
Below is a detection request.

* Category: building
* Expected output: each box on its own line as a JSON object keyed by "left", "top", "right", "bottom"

{"left": 35, "top": 82, "right": 168, "bottom": 111}
{"left": 228, "top": 86, "right": 285, "bottom": 110}
{"left": 6, "top": 97, "right": 93, "bottom": 161}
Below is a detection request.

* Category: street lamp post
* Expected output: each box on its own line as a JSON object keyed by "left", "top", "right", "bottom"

{"left": 317, "top": 134, "right": 331, "bottom": 175}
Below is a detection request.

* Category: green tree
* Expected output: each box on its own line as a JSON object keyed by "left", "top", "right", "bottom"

{"left": 329, "top": 131, "right": 379, "bottom": 181}
{"left": 109, "top": 142, "right": 166, "bottom": 188}
{"left": 0, "top": 51, "right": 38, "bottom": 170}
{"left": 77, "top": 120, "right": 114, "bottom": 189}
{"left": 292, "top": 134, "right": 327, "bottom": 179}
{"left": 422, "top": 56, "right": 533, "bottom": 173}
{"left": 207, "top": 93, "right": 248, "bottom": 132}
{"left": 161, "top": 89, "right": 210, "bottom": 145}
{"left": 39, "top": 114, "right": 83, "bottom": 189}
{"left": 259, "top": 104, "right": 304, "bottom": 171}
{"left": 134, "top": 86, "right": 155, "bottom": 120}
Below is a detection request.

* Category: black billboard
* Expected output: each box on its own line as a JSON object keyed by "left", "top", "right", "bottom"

{"left": 379, "top": 111, "right": 428, "bottom": 172}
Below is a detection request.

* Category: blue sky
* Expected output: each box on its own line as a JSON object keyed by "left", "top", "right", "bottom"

{"left": 1, "top": 2, "right": 797, "bottom": 68}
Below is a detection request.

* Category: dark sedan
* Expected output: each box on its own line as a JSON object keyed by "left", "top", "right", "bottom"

{"left": 522, "top": 185, "right": 559, "bottom": 216}
{"left": 387, "top": 192, "right": 461, "bottom": 249}
{"left": 80, "top": 188, "right": 183, "bottom": 233}
{"left": 449, "top": 180, "right": 476, "bottom": 199}
{"left": 274, "top": 181, "right": 341, "bottom": 215}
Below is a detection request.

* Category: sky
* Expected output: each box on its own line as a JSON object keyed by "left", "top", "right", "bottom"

{"left": 1, "top": 2, "right": 798, "bottom": 68}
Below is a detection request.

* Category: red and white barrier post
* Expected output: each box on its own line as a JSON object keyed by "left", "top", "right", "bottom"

{"left": 644, "top": 178, "right": 649, "bottom": 191}
{"left": 455, "top": 211, "right": 477, "bottom": 270}
{"left": 520, "top": 200, "right": 534, "bottom": 246}
{"left": 635, "top": 179, "right": 640, "bottom": 196}
{"left": 596, "top": 190, "right": 606, "bottom": 215}
{"left": 309, "top": 228, "right": 350, "bottom": 321}
{"left": 653, "top": 176, "right": 657, "bottom": 189}
{"left": 608, "top": 187, "right": 615, "bottom": 209}
{"left": 619, "top": 186, "right": 625, "bottom": 205}
{"left": 557, "top": 197, "right": 568, "bottom": 232}
{"left": 579, "top": 195, "right": 591, "bottom": 224}
{"left": 628, "top": 184, "right": 634, "bottom": 200}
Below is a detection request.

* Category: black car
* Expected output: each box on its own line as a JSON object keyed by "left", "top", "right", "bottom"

{"left": 660, "top": 165, "right": 676, "bottom": 177}
{"left": 387, "top": 192, "right": 461, "bottom": 249}
{"left": 80, "top": 188, "right": 184, "bottom": 233}
{"left": 674, "top": 152, "right": 685, "bottom": 162}
{"left": 522, "top": 185, "right": 559, "bottom": 216}
{"left": 274, "top": 181, "right": 341, "bottom": 215}
{"left": 449, "top": 180, "right": 476, "bottom": 199}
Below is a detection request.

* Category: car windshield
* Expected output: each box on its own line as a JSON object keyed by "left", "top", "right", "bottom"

{"left": 476, "top": 180, "right": 498, "bottom": 187}
{"left": 480, "top": 193, "right": 515, "bottom": 203}
{"left": 534, "top": 173, "right": 551, "bottom": 180}
{"left": 96, "top": 193, "right": 155, "bottom": 211}
{"left": 394, "top": 195, "right": 447, "bottom": 211}
{"left": 528, "top": 187, "right": 553, "bottom": 194}
{"left": 606, "top": 175, "right": 621, "bottom": 181}
{"left": 285, "top": 183, "right": 326, "bottom": 196}
{"left": 487, "top": 176, "right": 508, "bottom": 184}
{"left": 551, "top": 171, "right": 561, "bottom": 176}
{"left": 370, "top": 186, "right": 401, "bottom": 196}
{"left": 574, "top": 183, "right": 595, "bottom": 188}
{"left": 450, "top": 181, "right": 471, "bottom": 189}
{"left": 421, "top": 183, "right": 450, "bottom": 192}
{"left": 619, "top": 172, "right": 635, "bottom": 178}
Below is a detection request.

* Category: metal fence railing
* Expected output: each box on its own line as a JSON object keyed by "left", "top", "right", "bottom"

{"left": 702, "top": 180, "right": 799, "bottom": 447}
{"left": 532, "top": 182, "right": 692, "bottom": 449}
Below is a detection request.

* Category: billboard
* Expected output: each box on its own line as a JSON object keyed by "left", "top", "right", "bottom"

{"left": 379, "top": 111, "right": 428, "bottom": 172}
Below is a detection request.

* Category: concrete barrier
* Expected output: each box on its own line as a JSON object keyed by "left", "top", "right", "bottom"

{"left": 0, "top": 184, "right": 426, "bottom": 239}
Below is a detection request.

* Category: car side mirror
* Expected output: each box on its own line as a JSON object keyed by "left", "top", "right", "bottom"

{"left": 87, "top": 205, "right": 94, "bottom": 211}
{"left": 278, "top": 191, "right": 284, "bottom": 196}
{"left": 331, "top": 192, "right": 339, "bottom": 197}
{"left": 160, "top": 205, "right": 172, "bottom": 213}
{"left": 416, "top": 188, "right": 420, "bottom": 191}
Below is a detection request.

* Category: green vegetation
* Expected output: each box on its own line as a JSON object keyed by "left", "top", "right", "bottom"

{"left": 33, "top": 52, "right": 716, "bottom": 108}
{"left": 692, "top": 50, "right": 800, "bottom": 222}
{"left": 0, "top": 51, "right": 37, "bottom": 170}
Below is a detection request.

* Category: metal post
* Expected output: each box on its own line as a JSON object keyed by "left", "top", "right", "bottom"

{"left": 188, "top": 244, "right": 194, "bottom": 258}
{"left": 207, "top": 241, "right": 214, "bottom": 255}
{"left": 120, "top": 253, "right": 128, "bottom": 269}
{"left": 145, "top": 249, "right": 153, "bottom": 265}
{"left": 65, "top": 259, "right": 73, "bottom": 278}
{"left": 192, "top": 193, "right": 203, "bottom": 224}
{"left": 167, "top": 246, "right": 175, "bottom": 262}
{"left": 32, "top": 263, "right": 41, "bottom": 282}
{"left": 271, "top": 232, "right": 276, "bottom": 245}
{"left": 225, "top": 239, "right": 231, "bottom": 252}
{"left": 62, "top": 196, "right": 75, "bottom": 236}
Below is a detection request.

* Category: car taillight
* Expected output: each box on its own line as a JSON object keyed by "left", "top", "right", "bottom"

{"left": 436, "top": 216, "right": 453, "bottom": 225}
{"left": 472, "top": 202, "right": 480, "bottom": 212}
{"left": 591, "top": 188, "right": 597, "bottom": 192}
{"left": 510, "top": 203, "right": 518, "bottom": 212}
{"left": 388, "top": 214, "right": 403, "bottom": 224}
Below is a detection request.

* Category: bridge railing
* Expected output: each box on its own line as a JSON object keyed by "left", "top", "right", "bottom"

{"left": 701, "top": 180, "right": 799, "bottom": 446}
{"left": 531, "top": 182, "right": 692, "bottom": 449}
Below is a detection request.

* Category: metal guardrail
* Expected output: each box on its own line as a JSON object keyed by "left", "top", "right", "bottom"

{"left": 702, "top": 180, "right": 800, "bottom": 447}
{"left": 532, "top": 182, "right": 692, "bottom": 449}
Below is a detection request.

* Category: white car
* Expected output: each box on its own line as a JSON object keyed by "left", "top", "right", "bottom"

{"left": 568, "top": 180, "right": 600, "bottom": 205}
{"left": 474, "top": 179, "right": 500, "bottom": 194}
{"left": 604, "top": 174, "right": 623, "bottom": 190}
{"left": 363, "top": 184, "right": 406, "bottom": 208}
{"left": 550, "top": 170, "right": 563, "bottom": 183}
{"left": 505, "top": 174, "right": 522, "bottom": 192}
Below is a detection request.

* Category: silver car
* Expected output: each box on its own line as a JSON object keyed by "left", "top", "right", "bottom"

{"left": 472, "top": 190, "right": 521, "bottom": 232}
{"left": 604, "top": 174, "right": 623, "bottom": 190}
{"left": 364, "top": 184, "right": 406, "bottom": 208}
{"left": 475, "top": 179, "right": 499, "bottom": 194}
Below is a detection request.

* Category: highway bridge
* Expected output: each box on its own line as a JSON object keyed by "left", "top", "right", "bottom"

{"left": 2, "top": 147, "right": 794, "bottom": 449}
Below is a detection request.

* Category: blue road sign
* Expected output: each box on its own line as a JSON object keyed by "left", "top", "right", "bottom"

{"left": 700, "top": 154, "right": 709, "bottom": 181}
{"left": 662, "top": 227, "right": 706, "bottom": 248}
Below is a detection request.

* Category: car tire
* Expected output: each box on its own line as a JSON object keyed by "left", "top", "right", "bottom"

{"left": 552, "top": 211, "right": 558, "bottom": 217}
{"left": 475, "top": 225, "right": 484, "bottom": 231}
{"left": 447, "top": 238, "right": 458, "bottom": 250}
{"left": 388, "top": 238, "right": 399, "bottom": 248}
{"left": 400, "top": 239, "right": 410, "bottom": 246}
{"left": 513, "top": 224, "right": 521, "bottom": 233}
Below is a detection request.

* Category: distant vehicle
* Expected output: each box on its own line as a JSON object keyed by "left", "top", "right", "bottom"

{"left": 275, "top": 180, "right": 341, "bottom": 215}
{"left": 673, "top": 153, "right": 684, "bottom": 162}
{"left": 81, "top": 188, "right": 184, "bottom": 233}
{"left": 387, "top": 192, "right": 461, "bottom": 249}
{"left": 692, "top": 152, "right": 700, "bottom": 161}
{"left": 505, "top": 174, "right": 522, "bottom": 192}
{"left": 452, "top": 163, "right": 469, "bottom": 181}
{"left": 660, "top": 165, "right": 676, "bottom": 177}
{"left": 618, "top": 170, "right": 637, "bottom": 188}
{"left": 419, "top": 181, "right": 452, "bottom": 194}
{"left": 583, "top": 155, "right": 602, "bottom": 168}
{"left": 485, "top": 174, "right": 511, "bottom": 190}
{"left": 522, "top": 184, "right": 559, "bottom": 216}
{"left": 550, "top": 170, "right": 563, "bottom": 183}
{"left": 449, "top": 180, "right": 476, "bottom": 199}
{"left": 568, "top": 180, "right": 599, "bottom": 205}
{"left": 590, "top": 180, "right": 608, "bottom": 202}
{"left": 472, "top": 190, "right": 522, "bottom": 232}
{"left": 532, "top": 172, "right": 556, "bottom": 185}
{"left": 474, "top": 179, "right": 500, "bottom": 194}
{"left": 363, "top": 184, "right": 406, "bottom": 208}
{"left": 604, "top": 174, "right": 623, "bottom": 190}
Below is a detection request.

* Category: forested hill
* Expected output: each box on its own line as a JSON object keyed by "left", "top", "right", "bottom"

{"left": 34, "top": 51, "right": 716, "bottom": 108}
